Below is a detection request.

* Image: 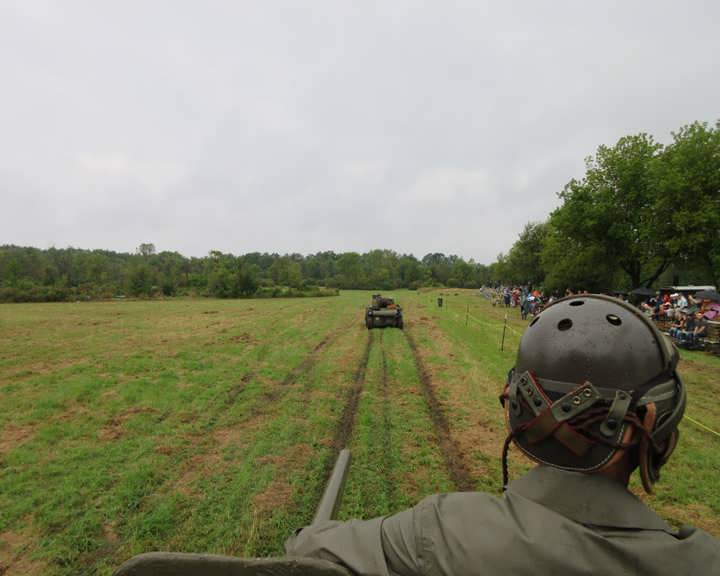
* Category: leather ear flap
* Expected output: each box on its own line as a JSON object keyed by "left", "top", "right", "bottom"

{"left": 640, "top": 405, "right": 681, "bottom": 493}
{"left": 639, "top": 403, "right": 658, "bottom": 493}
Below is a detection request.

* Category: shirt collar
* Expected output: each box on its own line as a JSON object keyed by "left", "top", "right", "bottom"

{"left": 507, "top": 466, "right": 671, "bottom": 531}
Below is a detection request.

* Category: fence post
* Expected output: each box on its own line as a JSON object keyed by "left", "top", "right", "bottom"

{"left": 501, "top": 314, "right": 508, "bottom": 351}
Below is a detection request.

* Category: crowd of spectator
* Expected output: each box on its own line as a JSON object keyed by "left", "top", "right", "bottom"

{"left": 490, "top": 286, "right": 591, "bottom": 319}
{"left": 487, "top": 286, "right": 719, "bottom": 351}
{"left": 639, "top": 292, "right": 720, "bottom": 347}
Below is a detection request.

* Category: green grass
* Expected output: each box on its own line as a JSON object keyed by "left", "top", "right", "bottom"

{"left": 1, "top": 290, "right": 718, "bottom": 575}
{"left": 338, "top": 329, "right": 453, "bottom": 520}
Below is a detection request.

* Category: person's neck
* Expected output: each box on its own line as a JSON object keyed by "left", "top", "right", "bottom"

{"left": 597, "top": 452, "right": 635, "bottom": 486}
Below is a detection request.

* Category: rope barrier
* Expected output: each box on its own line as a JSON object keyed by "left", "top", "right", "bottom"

{"left": 464, "top": 311, "right": 524, "bottom": 336}
{"left": 685, "top": 416, "right": 720, "bottom": 439}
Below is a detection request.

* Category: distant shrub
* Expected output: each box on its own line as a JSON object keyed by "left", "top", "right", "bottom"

{"left": 252, "top": 285, "right": 338, "bottom": 299}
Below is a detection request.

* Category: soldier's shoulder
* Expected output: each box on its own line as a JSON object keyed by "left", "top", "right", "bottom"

{"left": 419, "top": 490, "right": 500, "bottom": 504}
{"left": 416, "top": 491, "right": 507, "bottom": 518}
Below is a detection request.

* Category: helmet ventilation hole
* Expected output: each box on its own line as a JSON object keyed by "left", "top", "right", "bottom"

{"left": 569, "top": 300, "right": 584, "bottom": 306}
{"left": 530, "top": 317, "right": 540, "bottom": 327}
{"left": 557, "top": 318, "right": 573, "bottom": 331}
{"left": 606, "top": 314, "right": 622, "bottom": 326}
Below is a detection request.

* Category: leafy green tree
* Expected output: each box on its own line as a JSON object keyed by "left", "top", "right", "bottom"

{"left": 654, "top": 121, "right": 720, "bottom": 286}
{"left": 337, "top": 252, "right": 363, "bottom": 289}
{"left": 136, "top": 243, "right": 156, "bottom": 258}
{"left": 127, "top": 265, "right": 155, "bottom": 297}
{"left": 270, "top": 257, "right": 303, "bottom": 289}
{"left": 504, "top": 222, "right": 547, "bottom": 286}
{"left": 547, "top": 134, "right": 666, "bottom": 289}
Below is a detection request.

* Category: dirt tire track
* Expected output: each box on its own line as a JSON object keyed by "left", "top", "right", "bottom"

{"left": 145, "top": 324, "right": 353, "bottom": 507}
{"left": 226, "top": 324, "right": 350, "bottom": 408}
{"left": 244, "top": 326, "right": 373, "bottom": 553}
{"left": 280, "top": 330, "right": 342, "bottom": 386}
{"left": 329, "top": 329, "right": 373, "bottom": 456}
{"left": 218, "top": 323, "right": 350, "bottom": 427}
{"left": 404, "top": 326, "right": 477, "bottom": 491}
{"left": 316, "top": 328, "right": 373, "bottom": 490}
{"left": 226, "top": 372, "right": 252, "bottom": 405}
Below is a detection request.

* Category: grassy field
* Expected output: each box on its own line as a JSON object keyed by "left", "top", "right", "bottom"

{"left": 1, "top": 290, "right": 718, "bottom": 575}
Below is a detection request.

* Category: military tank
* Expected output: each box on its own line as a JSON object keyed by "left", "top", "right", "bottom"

{"left": 365, "top": 294, "right": 403, "bottom": 329}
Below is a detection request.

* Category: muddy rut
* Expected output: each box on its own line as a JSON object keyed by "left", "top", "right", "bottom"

{"left": 404, "top": 328, "right": 477, "bottom": 491}
{"left": 322, "top": 328, "right": 373, "bottom": 478}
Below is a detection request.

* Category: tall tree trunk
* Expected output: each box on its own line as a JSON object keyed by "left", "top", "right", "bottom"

{"left": 641, "top": 259, "right": 670, "bottom": 288}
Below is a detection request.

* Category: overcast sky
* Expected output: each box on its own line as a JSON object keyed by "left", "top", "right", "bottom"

{"left": 1, "top": 1, "right": 718, "bottom": 263}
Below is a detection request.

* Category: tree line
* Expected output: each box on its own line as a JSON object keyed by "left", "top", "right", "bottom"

{"left": 0, "top": 244, "right": 495, "bottom": 302}
{"left": 495, "top": 121, "right": 720, "bottom": 293}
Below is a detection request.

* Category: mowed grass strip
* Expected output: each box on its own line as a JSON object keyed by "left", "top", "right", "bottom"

{"left": 0, "top": 294, "right": 367, "bottom": 576}
{"left": 338, "top": 327, "right": 453, "bottom": 521}
{"left": 405, "top": 289, "right": 720, "bottom": 536}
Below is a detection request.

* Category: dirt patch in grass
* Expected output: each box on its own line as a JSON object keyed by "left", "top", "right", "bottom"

{"left": 0, "top": 425, "right": 37, "bottom": 456}
{"left": 174, "top": 452, "right": 224, "bottom": 496}
{"left": 241, "top": 443, "right": 316, "bottom": 555}
{"left": 451, "top": 417, "right": 501, "bottom": 466}
{"left": 229, "top": 332, "right": 256, "bottom": 345}
{"left": 100, "top": 389, "right": 120, "bottom": 401}
{"left": 405, "top": 328, "right": 476, "bottom": 491}
{"left": 98, "top": 407, "right": 158, "bottom": 441}
{"left": 3, "top": 358, "right": 85, "bottom": 382}
{"left": 154, "top": 444, "right": 174, "bottom": 455}
{"left": 659, "top": 502, "right": 720, "bottom": 536}
{"left": 54, "top": 404, "right": 93, "bottom": 423}
{"left": 0, "top": 522, "right": 46, "bottom": 576}
{"left": 252, "top": 479, "right": 294, "bottom": 513}
{"left": 253, "top": 444, "right": 314, "bottom": 512}
{"left": 173, "top": 414, "right": 273, "bottom": 496}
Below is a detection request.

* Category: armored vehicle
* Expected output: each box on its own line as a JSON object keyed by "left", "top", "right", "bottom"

{"left": 365, "top": 294, "right": 403, "bottom": 329}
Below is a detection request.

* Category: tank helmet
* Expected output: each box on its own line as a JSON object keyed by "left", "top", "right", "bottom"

{"left": 500, "top": 294, "right": 685, "bottom": 493}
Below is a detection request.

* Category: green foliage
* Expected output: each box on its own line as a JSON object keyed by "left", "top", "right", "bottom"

{"left": 503, "top": 222, "right": 547, "bottom": 287}
{"left": 0, "top": 245, "right": 489, "bottom": 302}
{"left": 127, "top": 265, "right": 156, "bottom": 297}
{"left": 654, "top": 121, "right": 720, "bottom": 286}
{"left": 496, "top": 119, "right": 720, "bottom": 292}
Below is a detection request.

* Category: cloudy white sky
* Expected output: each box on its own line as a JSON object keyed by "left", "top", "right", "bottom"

{"left": 1, "top": 1, "right": 718, "bottom": 263}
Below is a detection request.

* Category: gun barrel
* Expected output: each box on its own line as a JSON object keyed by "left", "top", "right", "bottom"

{"left": 313, "top": 449, "right": 351, "bottom": 524}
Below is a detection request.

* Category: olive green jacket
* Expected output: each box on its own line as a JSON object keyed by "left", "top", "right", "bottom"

{"left": 286, "top": 466, "right": 719, "bottom": 575}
